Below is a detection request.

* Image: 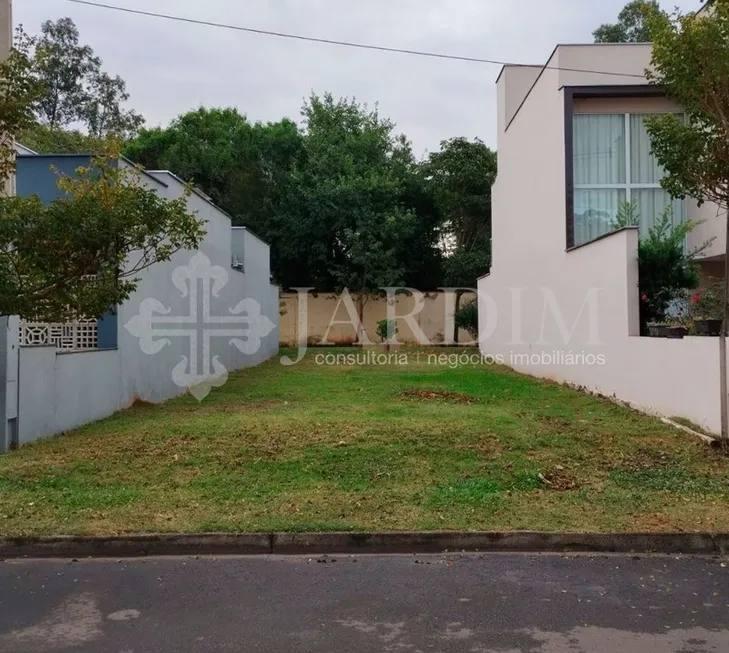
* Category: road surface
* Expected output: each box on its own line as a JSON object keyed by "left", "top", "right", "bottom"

{"left": 0, "top": 553, "right": 727, "bottom": 652}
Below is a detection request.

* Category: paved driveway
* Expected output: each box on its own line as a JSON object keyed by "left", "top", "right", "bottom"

{"left": 0, "top": 553, "right": 727, "bottom": 652}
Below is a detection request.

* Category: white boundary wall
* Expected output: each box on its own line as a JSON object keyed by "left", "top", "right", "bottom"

{"left": 480, "top": 50, "right": 726, "bottom": 434}
{"left": 1, "top": 169, "right": 279, "bottom": 451}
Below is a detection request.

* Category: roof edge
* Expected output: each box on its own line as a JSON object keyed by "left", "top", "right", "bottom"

{"left": 147, "top": 170, "right": 273, "bottom": 245}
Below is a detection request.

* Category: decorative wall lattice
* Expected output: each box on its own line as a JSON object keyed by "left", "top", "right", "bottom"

{"left": 20, "top": 319, "right": 99, "bottom": 351}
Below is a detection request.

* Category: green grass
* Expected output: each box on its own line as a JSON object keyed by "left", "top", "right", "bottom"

{"left": 0, "top": 347, "right": 727, "bottom": 536}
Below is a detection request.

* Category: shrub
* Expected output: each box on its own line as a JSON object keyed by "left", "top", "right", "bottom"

{"left": 454, "top": 299, "right": 479, "bottom": 340}
{"left": 615, "top": 202, "right": 707, "bottom": 331}
{"left": 691, "top": 281, "right": 724, "bottom": 320}
{"left": 376, "top": 319, "right": 398, "bottom": 343}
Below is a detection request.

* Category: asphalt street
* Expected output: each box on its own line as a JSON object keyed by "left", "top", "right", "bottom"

{"left": 0, "top": 553, "right": 727, "bottom": 652}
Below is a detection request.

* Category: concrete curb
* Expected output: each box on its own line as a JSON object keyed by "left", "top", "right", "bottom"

{"left": 0, "top": 532, "right": 728, "bottom": 559}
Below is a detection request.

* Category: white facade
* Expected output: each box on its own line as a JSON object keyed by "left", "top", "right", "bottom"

{"left": 479, "top": 44, "right": 726, "bottom": 434}
{"left": 0, "top": 162, "right": 279, "bottom": 451}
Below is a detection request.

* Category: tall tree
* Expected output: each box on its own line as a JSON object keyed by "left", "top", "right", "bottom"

{"left": 124, "top": 98, "right": 443, "bottom": 294}
{"left": 125, "top": 109, "right": 306, "bottom": 287}
{"left": 0, "top": 35, "right": 205, "bottom": 321}
{"left": 0, "top": 28, "right": 42, "bottom": 177}
{"left": 18, "top": 123, "right": 98, "bottom": 154}
{"left": 32, "top": 17, "right": 99, "bottom": 128}
{"left": 126, "top": 108, "right": 250, "bottom": 208}
{"left": 83, "top": 71, "right": 144, "bottom": 139}
{"left": 643, "top": 1, "right": 729, "bottom": 440}
{"left": 425, "top": 137, "right": 496, "bottom": 339}
{"left": 29, "top": 17, "right": 144, "bottom": 140}
{"left": 593, "top": 1, "right": 665, "bottom": 43}
{"left": 295, "top": 94, "right": 416, "bottom": 317}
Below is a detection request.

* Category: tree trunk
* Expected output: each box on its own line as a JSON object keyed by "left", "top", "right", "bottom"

{"left": 453, "top": 290, "right": 464, "bottom": 345}
{"left": 721, "top": 212, "right": 729, "bottom": 447}
{"left": 357, "top": 293, "right": 365, "bottom": 345}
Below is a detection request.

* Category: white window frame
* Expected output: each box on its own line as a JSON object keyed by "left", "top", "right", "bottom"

{"left": 573, "top": 112, "right": 670, "bottom": 201}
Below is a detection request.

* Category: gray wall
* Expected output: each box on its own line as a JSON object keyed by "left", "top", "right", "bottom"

{"left": 4, "top": 162, "right": 279, "bottom": 450}
{"left": 18, "top": 348, "right": 121, "bottom": 446}
{"left": 17, "top": 155, "right": 92, "bottom": 202}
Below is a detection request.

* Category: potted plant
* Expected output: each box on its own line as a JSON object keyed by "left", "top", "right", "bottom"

{"left": 691, "top": 282, "right": 723, "bottom": 337}
{"left": 613, "top": 202, "right": 710, "bottom": 336}
{"left": 646, "top": 320, "right": 688, "bottom": 339}
{"left": 646, "top": 291, "right": 691, "bottom": 339}
{"left": 665, "top": 315, "right": 690, "bottom": 339}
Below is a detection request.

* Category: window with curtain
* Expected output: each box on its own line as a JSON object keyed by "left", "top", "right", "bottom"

{"left": 572, "top": 113, "right": 684, "bottom": 247}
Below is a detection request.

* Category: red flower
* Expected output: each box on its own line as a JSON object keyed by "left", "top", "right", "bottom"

{"left": 641, "top": 293, "right": 648, "bottom": 302}
{"left": 692, "top": 294, "right": 701, "bottom": 304}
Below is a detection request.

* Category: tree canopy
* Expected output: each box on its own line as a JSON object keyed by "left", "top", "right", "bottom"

{"left": 14, "top": 17, "right": 498, "bottom": 297}
{"left": 644, "top": 2, "right": 729, "bottom": 208}
{"left": 18, "top": 17, "right": 144, "bottom": 151}
{"left": 125, "top": 98, "right": 495, "bottom": 293}
{"left": 593, "top": 1, "right": 666, "bottom": 43}
{"left": 0, "top": 34, "right": 204, "bottom": 321}
{"left": 423, "top": 137, "right": 496, "bottom": 340}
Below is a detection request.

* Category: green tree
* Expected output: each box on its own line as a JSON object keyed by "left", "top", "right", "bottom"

{"left": 643, "top": 1, "right": 729, "bottom": 440}
{"left": 0, "top": 37, "right": 204, "bottom": 321}
{"left": 32, "top": 17, "right": 99, "bottom": 128}
{"left": 83, "top": 71, "right": 144, "bottom": 139}
{"left": 0, "top": 29, "right": 42, "bottom": 178}
{"left": 124, "top": 97, "right": 443, "bottom": 296}
{"left": 395, "top": 166, "right": 443, "bottom": 289}
{"left": 425, "top": 137, "right": 496, "bottom": 340}
{"left": 614, "top": 204, "right": 703, "bottom": 329}
{"left": 0, "top": 154, "right": 205, "bottom": 321}
{"left": 426, "top": 137, "right": 496, "bottom": 253}
{"left": 126, "top": 108, "right": 245, "bottom": 208}
{"left": 125, "top": 109, "right": 306, "bottom": 286}
{"left": 17, "top": 123, "right": 98, "bottom": 154}
{"left": 30, "top": 17, "right": 143, "bottom": 139}
{"left": 593, "top": 1, "right": 665, "bottom": 43}
{"left": 296, "top": 94, "right": 416, "bottom": 330}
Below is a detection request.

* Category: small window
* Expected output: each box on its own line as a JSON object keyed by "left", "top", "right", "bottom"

{"left": 573, "top": 113, "right": 684, "bottom": 246}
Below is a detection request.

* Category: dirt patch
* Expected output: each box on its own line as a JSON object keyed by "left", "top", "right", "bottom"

{"left": 540, "top": 468, "right": 581, "bottom": 492}
{"left": 630, "top": 513, "right": 675, "bottom": 533}
{"left": 537, "top": 415, "right": 574, "bottom": 430}
{"left": 609, "top": 445, "right": 675, "bottom": 472}
{"left": 397, "top": 389, "right": 476, "bottom": 404}
{"left": 130, "top": 397, "right": 157, "bottom": 410}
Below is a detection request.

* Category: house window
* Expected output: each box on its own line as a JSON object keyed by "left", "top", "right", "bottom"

{"left": 573, "top": 113, "right": 685, "bottom": 246}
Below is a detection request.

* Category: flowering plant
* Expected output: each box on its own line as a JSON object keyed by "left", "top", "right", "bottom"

{"left": 692, "top": 281, "right": 724, "bottom": 320}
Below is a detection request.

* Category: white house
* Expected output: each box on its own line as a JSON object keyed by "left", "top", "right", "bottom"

{"left": 478, "top": 40, "right": 726, "bottom": 434}
{"left": 0, "top": 153, "right": 279, "bottom": 452}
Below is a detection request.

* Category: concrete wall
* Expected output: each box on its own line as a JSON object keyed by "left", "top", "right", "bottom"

{"left": 480, "top": 44, "right": 728, "bottom": 434}
{"left": 498, "top": 64, "right": 542, "bottom": 132}
{"left": 18, "top": 347, "right": 121, "bottom": 446}
{"left": 279, "top": 291, "right": 477, "bottom": 347}
{"left": 5, "top": 159, "right": 279, "bottom": 449}
{"left": 16, "top": 155, "right": 92, "bottom": 202}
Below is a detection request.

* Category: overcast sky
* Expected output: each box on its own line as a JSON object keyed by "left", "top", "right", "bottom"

{"left": 17, "top": 0, "right": 704, "bottom": 157}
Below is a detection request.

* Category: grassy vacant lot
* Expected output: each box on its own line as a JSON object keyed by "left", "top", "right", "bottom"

{"left": 1, "top": 348, "right": 727, "bottom": 536}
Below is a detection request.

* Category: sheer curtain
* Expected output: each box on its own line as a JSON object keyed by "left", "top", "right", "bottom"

{"left": 573, "top": 113, "right": 684, "bottom": 247}
{"left": 573, "top": 115, "right": 626, "bottom": 246}
{"left": 630, "top": 114, "right": 685, "bottom": 233}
